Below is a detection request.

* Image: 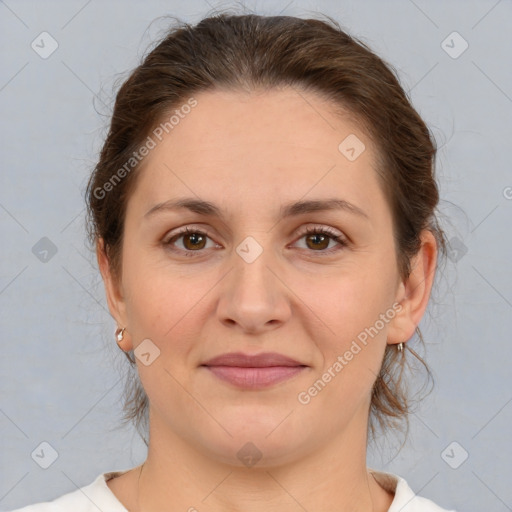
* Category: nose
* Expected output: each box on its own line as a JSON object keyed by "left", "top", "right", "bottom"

{"left": 216, "top": 240, "right": 292, "bottom": 334}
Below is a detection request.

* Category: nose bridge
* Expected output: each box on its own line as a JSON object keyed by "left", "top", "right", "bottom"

{"left": 232, "top": 232, "right": 278, "bottom": 300}
{"left": 216, "top": 232, "right": 291, "bottom": 330}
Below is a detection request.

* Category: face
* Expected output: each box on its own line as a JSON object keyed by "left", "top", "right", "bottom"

{"left": 102, "top": 87, "right": 431, "bottom": 466}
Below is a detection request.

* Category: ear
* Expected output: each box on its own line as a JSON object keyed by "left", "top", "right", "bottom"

{"left": 387, "top": 230, "right": 438, "bottom": 346}
{"left": 96, "top": 238, "right": 133, "bottom": 351}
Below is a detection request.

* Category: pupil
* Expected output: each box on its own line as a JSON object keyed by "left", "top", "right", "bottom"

{"left": 187, "top": 233, "right": 203, "bottom": 248}
{"left": 309, "top": 234, "right": 328, "bottom": 249}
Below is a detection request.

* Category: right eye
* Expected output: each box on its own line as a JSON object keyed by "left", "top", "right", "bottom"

{"left": 163, "top": 227, "right": 218, "bottom": 256}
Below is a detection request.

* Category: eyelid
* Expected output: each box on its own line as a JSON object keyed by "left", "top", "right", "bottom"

{"left": 300, "top": 224, "right": 346, "bottom": 241}
{"left": 163, "top": 224, "right": 212, "bottom": 242}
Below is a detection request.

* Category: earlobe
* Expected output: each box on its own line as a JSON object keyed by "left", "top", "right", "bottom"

{"left": 387, "top": 230, "right": 438, "bottom": 347}
{"left": 96, "top": 238, "right": 131, "bottom": 349}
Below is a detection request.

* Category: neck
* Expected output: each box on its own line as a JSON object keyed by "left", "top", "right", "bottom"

{"left": 132, "top": 404, "right": 392, "bottom": 512}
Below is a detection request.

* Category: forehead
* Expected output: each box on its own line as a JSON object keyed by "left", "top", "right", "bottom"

{"left": 158, "top": 86, "right": 369, "bottom": 156}
{"left": 128, "top": 87, "right": 387, "bottom": 223}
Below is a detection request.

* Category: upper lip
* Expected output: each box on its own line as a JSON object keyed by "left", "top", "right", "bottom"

{"left": 201, "top": 352, "right": 306, "bottom": 367}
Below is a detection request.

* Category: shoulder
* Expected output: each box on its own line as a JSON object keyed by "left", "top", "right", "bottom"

{"left": 369, "top": 469, "right": 458, "bottom": 512}
{"left": 6, "top": 469, "right": 131, "bottom": 512}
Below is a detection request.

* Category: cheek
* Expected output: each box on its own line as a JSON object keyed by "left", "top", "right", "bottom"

{"left": 302, "top": 263, "right": 396, "bottom": 385}
{"left": 295, "top": 288, "right": 391, "bottom": 420}
{"left": 310, "top": 263, "right": 396, "bottom": 337}
{"left": 122, "top": 252, "right": 215, "bottom": 355}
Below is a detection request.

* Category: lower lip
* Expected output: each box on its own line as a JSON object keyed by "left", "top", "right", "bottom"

{"left": 203, "top": 365, "right": 306, "bottom": 389}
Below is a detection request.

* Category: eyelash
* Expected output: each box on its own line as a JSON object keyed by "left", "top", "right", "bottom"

{"left": 163, "top": 225, "right": 348, "bottom": 258}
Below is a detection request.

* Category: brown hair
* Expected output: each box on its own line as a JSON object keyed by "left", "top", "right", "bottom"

{"left": 86, "top": 11, "right": 447, "bottom": 447}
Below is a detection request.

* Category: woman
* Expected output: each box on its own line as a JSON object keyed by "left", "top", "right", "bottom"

{"left": 12, "top": 11, "right": 457, "bottom": 512}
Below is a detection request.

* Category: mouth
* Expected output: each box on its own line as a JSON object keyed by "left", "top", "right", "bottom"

{"left": 200, "top": 352, "right": 308, "bottom": 389}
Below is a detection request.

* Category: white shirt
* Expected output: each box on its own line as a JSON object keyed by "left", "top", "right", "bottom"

{"left": 8, "top": 468, "right": 457, "bottom": 511}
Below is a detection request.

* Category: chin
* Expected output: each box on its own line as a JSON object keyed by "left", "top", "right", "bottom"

{"left": 189, "top": 410, "right": 314, "bottom": 468}
{"left": 204, "top": 433, "right": 309, "bottom": 469}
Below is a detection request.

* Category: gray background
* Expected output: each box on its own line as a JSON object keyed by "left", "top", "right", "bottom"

{"left": 1, "top": 0, "right": 511, "bottom": 510}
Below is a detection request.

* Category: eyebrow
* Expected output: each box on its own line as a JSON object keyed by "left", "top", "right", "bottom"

{"left": 144, "top": 197, "right": 369, "bottom": 222}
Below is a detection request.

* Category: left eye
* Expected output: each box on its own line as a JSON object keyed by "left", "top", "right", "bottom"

{"left": 163, "top": 226, "right": 347, "bottom": 256}
{"left": 295, "top": 226, "right": 347, "bottom": 253}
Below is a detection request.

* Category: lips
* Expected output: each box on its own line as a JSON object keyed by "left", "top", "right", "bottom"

{"left": 201, "top": 352, "right": 308, "bottom": 389}
{"left": 202, "top": 352, "right": 305, "bottom": 368}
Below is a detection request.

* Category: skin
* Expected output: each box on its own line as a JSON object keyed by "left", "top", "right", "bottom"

{"left": 98, "top": 86, "right": 437, "bottom": 512}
